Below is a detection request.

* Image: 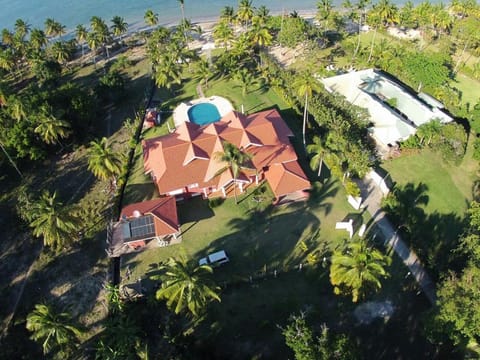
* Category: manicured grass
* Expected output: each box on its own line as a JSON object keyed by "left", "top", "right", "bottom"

{"left": 382, "top": 149, "right": 475, "bottom": 215}
{"left": 122, "top": 179, "right": 358, "bottom": 282}
{"left": 454, "top": 72, "right": 480, "bottom": 107}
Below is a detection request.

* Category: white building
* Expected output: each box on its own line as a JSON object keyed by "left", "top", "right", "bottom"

{"left": 321, "top": 69, "right": 453, "bottom": 149}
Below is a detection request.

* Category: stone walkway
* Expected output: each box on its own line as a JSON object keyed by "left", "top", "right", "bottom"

{"left": 358, "top": 174, "right": 437, "bottom": 305}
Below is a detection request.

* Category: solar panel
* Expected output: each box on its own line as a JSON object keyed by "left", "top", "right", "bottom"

{"left": 128, "top": 215, "right": 156, "bottom": 241}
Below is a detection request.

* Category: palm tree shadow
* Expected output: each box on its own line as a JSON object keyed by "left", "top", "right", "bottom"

{"left": 305, "top": 180, "right": 339, "bottom": 215}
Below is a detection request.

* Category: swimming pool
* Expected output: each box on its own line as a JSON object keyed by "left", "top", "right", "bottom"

{"left": 187, "top": 103, "right": 221, "bottom": 125}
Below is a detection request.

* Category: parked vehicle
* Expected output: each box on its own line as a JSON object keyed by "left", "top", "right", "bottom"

{"left": 199, "top": 250, "right": 229, "bottom": 267}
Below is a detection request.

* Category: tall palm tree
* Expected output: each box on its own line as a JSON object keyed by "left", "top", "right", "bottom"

{"left": 75, "top": 24, "right": 88, "bottom": 58}
{"left": 154, "top": 257, "right": 221, "bottom": 317}
{"left": 50, "top": 41, "right": 70, "bottom": 66}
{"left": 307, "top": 136, "right": 327, "bottom": 177}
{"left": 330, "top": 238, "right": 391, "bottom": 302}
{"left": 213, "top": 20, "right": 234, "bottom": 48}
{"left": 87, "top": 31, "right": 101, "bottom": 65}
{"left": 238, "top": 0, "right": 255, "bottom": 30}
{"left": 34, "top": 107, "right": 71, "bottom": 145}
{"left": 144, "top": 9, "right": 159, "bottom": 27}
{"left": 234, "top": 67, "right": 256, "bottom": 97}
{"left": 14, "top": 19, "right": 30, "bottom": 40}
{"left": 220, "top": 6, "right": 236, "bottom": 25}
{"left": 374, "top": 0, "right": 399, "bottom": 26}
{"left": 44, "top": 18, "right": 66, "bottom": 38}
{"left": 293, "top": 70, "right": 321, "bottom": 148}
{"left": 28, "top": 190, "right": 79, "bottom": 249}
{"left": 1, "top": 29, "right": 14, "bottom": 46}
{"left": 214, "top": 141, "right": 253, "bottom": 204}
{"left": 195, "top": 58, "right": 211, "bottom": 87}
{"left": 87, "top": 137, "right": 123, "bottom": 184}
{"left": 254, "top": 5, "right": 270, "bottom": 26}
{"left": 26, "top": 303, "right": 81, "bottom": 355}
{"left": 248, "top": 23, "right": 273, "bottom": 52}
{"left": 111, "top": 15, "right": 128, "bottom": 42}
{"left": 90, "top": 16, "right": 111, "bottom": 59}
{"left": 29, "top": 28, "right": 47, "bottom": 51}
{"left": 153, "top": 53, "right": 183, "bottom": 89}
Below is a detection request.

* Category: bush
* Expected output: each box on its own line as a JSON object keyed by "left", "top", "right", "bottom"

{"left": 473, "top": 138, "right": 480, "bottom": 161}
{"left": 344, "top": 179, "right": 361, "bottom": 197}
{"left": 208, "top": 197, "right": 224, "bottom": 208}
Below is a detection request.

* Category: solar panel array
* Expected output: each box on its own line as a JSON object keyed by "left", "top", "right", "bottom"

{"left": 128, "top": 215, "right": 155, "bottom": 241}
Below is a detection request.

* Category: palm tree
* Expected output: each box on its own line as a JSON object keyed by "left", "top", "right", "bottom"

{"left": 26, "top": 303, "right": 81, "bottom": 355}
{"left": 213, "top": 20, "right": 234, "bottom": 48}
{"left": 1, "top": 28, "right": 14, "bottom": 46}
{"left": 0, "top": 48, "right": 15, "bottom": 73}
{"left": 90, "top": 16, "right": 111, "bottom": 59}
{"left": 237, "top": 0, "right": 255, "bottom": 30}
{"left": 44, "top": 18, "right": 66, "bottom": 38}
{"left": 28, "top": 190, "right": 79, "bottom": 249}
{"left": 330, "top": 238, "right": 391, "bottom": 302}
{"left": 153, "top": 53, "right": 183, "bottom": 89}
{"left": 248, "top": 23, "right": 272, "bottom": 52}
{"left": 234, "top": 67, "right": 256, "bottom": 97}
{"left": 111, "top": 15, "right": 128, "bottom": 42}
{"left": 178, "top": 0, "right": 186, "bottom": 23}
{"left": 293, "top": 70, "right": 321, "bottom": 148}
{"left": 307, "top": 136, "right": 327, "bottom": 177}
{"left": 29, "top": 28, "right": 47, "bottom": 50}
{"left": 144, "top": 9, "right": 159, "bottom": 27}
{"left": 87, "top": 32, "right": 101, "bottom": 65}
{"left": 254, "top": 5, "right": 270, "bottom": 26}
{"left": 154, "top": 257, "right": 221, "bottom": 317}
{"left": 50, "top": 41, "right": 70, "bottom": 66}
{"left": 214, "top": 141, "right": 253, "bottom": 204}
{"left": 195, "top": 58, "right": 211, "bottom": 87}
{"left": 75, "top": 25, "right": 88, "bottom": 58}
{"left": 14, "top": 19, "right": 30, "bottom": 40}
{"left": 374, "top": 0, "right": 399, "bottom": 26}
{"left": 416, "top": 119, "right": 442, "bottom": 145}
{"left": 87, "top": 137, "right": 123, "bottom": 184}
{"left": 34, "top": 107, "right": 71, "bottom": 145}
{"left": 220, "top": 6, "right": 236, "bottom": 25}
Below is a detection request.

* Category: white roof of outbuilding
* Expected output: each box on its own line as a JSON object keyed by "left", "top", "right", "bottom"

{"left": 321, "top": 69, "right": 453, "bottom": 147}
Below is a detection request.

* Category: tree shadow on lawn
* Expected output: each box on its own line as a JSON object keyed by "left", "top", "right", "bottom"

{"left": 122, "top": 182, "right": 159, "bottom": 205}
{"left": 177, "top": 197, "right": 215, "bottom": 225}
{"left": 205, "top": 207, "right": 321, "bottom": 280}
{"left": 383, "top": 182, "right": 466, "bottom": 277}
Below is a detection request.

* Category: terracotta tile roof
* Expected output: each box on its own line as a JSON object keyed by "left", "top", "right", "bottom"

{"left": 143, "top": 109, "right": 310, "bottom": 197}
{"left": 264, "top": 161, "right": 311, "bottom": 198}
{"left": 121, "top": 197, "right": 179, "bottom": 235}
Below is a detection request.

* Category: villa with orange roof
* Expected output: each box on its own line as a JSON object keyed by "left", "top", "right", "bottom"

{"left": 142, "top": 109, "right": 311, "bottom": 204}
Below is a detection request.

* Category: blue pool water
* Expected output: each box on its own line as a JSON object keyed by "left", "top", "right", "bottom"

{"left": 188, "top": 103, "right": 221, "bottom": 125}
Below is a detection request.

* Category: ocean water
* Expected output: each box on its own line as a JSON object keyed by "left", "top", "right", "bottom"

{"left": 0, "top": 0, "right": 445, "bottom": 35}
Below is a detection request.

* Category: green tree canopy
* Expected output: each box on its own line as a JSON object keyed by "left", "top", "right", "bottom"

{"left": 87, "top": 137, "right": 124, "bottom": 183}
{"left": 330, "top": 237, "right": 391, "bottom": 302}
{"left": 26, "top": 303, "right": 81, "bottom": 355}
{"left": 153, "top": 257, "right": 221, "bottom": 317}
{"left": 28, "top": 190, "right": 80, "bottom": 250}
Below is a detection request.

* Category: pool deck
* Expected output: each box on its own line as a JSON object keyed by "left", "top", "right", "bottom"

{"left": 173, "top": 96, "right": 234, "bottom": 128}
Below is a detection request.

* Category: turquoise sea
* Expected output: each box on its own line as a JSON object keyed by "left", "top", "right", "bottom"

{"left": 0, "top": 0, "right": 446, "bottom": 35}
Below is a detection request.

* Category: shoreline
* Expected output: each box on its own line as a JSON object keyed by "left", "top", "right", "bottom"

{"left": 62, "top": 8, "right": 319, "bottom": 42}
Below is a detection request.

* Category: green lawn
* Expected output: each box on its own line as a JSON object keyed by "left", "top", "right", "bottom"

{"left": 454, "top": 72, "right": 480, "bottom": 107}
{"left": 382, "top": 148, "right": 476, "bottom": 215}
